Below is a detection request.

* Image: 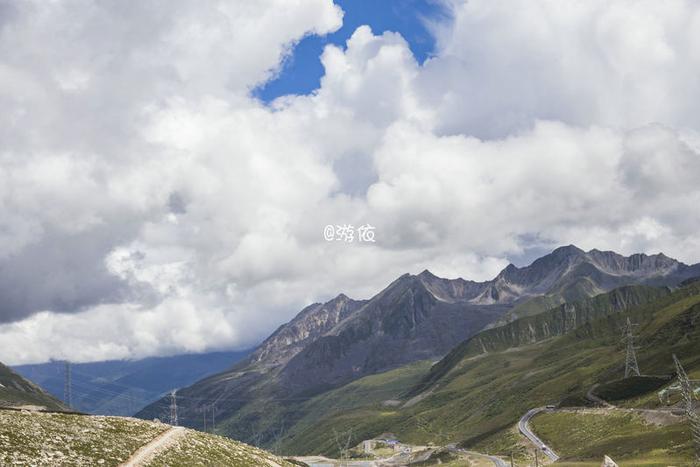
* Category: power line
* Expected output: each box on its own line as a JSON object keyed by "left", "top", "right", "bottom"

{"left": 201, "top": 404, "right": 208, "bottom": 432}
{"left": 622, "top": 318, "right": 641, "bottom": 378}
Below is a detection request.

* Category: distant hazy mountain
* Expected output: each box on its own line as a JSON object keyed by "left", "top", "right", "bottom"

{"left": 14, "top": 350, "right": 250, "bottom": 416}
{"left": 135, "top": 245, "right": 700, "bottom": 446}
{"left": 0, "top": 361, "right": 66, "bottom": 411}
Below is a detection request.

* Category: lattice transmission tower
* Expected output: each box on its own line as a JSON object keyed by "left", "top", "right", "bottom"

{"left": 673, "top": 355, "right": 700, "bottom": 463}
{"left": 622, "top": 318, "right": 641, "bottom": 378}
{"left": 169, "top": 390, "right": 178, "bottom": 426}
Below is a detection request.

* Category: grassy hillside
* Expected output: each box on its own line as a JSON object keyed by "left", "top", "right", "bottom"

{"left": 529, "top": 409, "right": 693, "bottom": 465}
{"left": 191, "top": 359, "right": 433, "bottom": 456}
{"left": 147, "top": 430, "right": 297, "bottom": 467}
{"left": 277, "top": 360, "right": 433, "bottom": 455}
{"left": 0, "top": 362, "right": 67, "bottom": 411}
{"left": 0, "top": 410, "right": 166, "bottom": 466}
{"left": 408, "top": 285, "right": 670, "bottom": 397}
{"left": 0, "top": 410, "right": 295, "bottom": 466}
{"left": 274, "top": 282, "right": 700, "bottom": 463}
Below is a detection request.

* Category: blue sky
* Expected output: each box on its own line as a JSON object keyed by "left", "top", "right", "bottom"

{"left": 254, "top": 0, "right": 451, "bottom": 102}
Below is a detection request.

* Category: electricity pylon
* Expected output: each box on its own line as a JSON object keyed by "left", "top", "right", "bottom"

{"left": 169, "top": 390, "right": 178, "bottom": 426}
{"left": 622, "top": 318, "right": 641, "bottom": 378}
{"left": 63, "top": 361, "right": 72, "bottom": 407}
{"left": 673, "top": 355, "right": 700, "bottom": 462}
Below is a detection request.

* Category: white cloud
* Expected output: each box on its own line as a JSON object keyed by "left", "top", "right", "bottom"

{"left": 1, "top": 0, "right": 700, "bottom": 364}
{"left": 425, "top": 0, "right": 700, "bottom": 137}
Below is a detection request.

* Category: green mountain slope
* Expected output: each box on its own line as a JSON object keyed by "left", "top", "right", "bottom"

{"left": 408, "top": 284, "right": 671, "bottom": 397}
{"left": 529, "top": 409, "right": 693, "bottom": 464}
{"left": 0, "top": 361, "right": 67, "bottom": 411}
{"left": 275, "top": 281, "right": 700, "bottom": 463}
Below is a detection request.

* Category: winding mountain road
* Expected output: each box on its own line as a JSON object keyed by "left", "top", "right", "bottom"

{"left": 518, "top": 407, "right": 559, "bottom": 462}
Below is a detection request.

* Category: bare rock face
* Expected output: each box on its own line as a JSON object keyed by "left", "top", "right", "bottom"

{"left": 602, "top": 455, "right": 619, "bottom": 466}
{"left": 251, "top": 294, "right": 366, "bottom": 368}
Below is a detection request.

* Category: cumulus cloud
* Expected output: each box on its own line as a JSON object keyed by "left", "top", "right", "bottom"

{"left": 425, "top": 0, "right": 700, "bottom": 137}
{"left": 1, "top": 0, "right": 700, "bottom": 364}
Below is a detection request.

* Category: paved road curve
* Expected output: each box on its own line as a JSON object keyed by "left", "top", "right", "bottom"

{"left": 518, "top": 407, "right": 560, "bottom": 462}
{"left": 483, "top": 453, "right": 509, "bottom": 467}
{"left": 452, "top": 448, "right": 508, "bottom": 467}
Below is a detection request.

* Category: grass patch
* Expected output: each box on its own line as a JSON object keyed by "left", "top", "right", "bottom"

{"left": 529, "top": 409, "right": 694, "bottom": 464}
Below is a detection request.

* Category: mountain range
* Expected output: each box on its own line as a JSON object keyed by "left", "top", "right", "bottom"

{"left": 136, "top": 245, "right": 700, "bottom": 449}
{"left": 280, "top": 278, "right": 700, "bottom": 462}
{"left": 14, "top": 350, "right": 250, "bottom": 416}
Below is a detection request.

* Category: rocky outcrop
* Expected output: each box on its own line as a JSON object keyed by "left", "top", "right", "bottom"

{"left": 251, "top": 294, "right": 366, "bottom": 368}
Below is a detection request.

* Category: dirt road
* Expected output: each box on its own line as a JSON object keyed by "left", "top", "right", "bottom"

{"left": 120, "top": 426, "right": 187, "bottom": 467}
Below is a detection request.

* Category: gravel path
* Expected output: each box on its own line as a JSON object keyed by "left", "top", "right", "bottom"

{"left": 120, "top": 426, "right": 187, "bottom": 467}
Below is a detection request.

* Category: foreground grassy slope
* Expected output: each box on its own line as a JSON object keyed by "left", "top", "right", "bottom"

{"left": 0, "top": 362, "right": 67, "bottom": 411}
{"left": 0, "top": 410, "right": 295, "bottom": 466}
{"left": 147, "top": 430, "right": 297, "bottom": 467}
{"left": 278, "top": 282, "right": 700, "bottom": 462}
{"left": 0, "top": 410, "right": 166, "bottom": 466}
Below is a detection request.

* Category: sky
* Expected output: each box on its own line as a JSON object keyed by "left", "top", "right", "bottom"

{"left": 1, "top": 0, "right": 700, "bottom": 364}
{"left": 254, "top": 0, "right": 450, "bottom": 101}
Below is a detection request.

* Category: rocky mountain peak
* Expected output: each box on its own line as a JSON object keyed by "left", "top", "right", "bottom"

{"left": 586, "top": 249, "right": 681, "bottom": 275}
{"left": 551, "top": 244, "right": 585, "bottom": 257}
{"left": 418, "top": 269, "right": 437, "bottom": 279}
